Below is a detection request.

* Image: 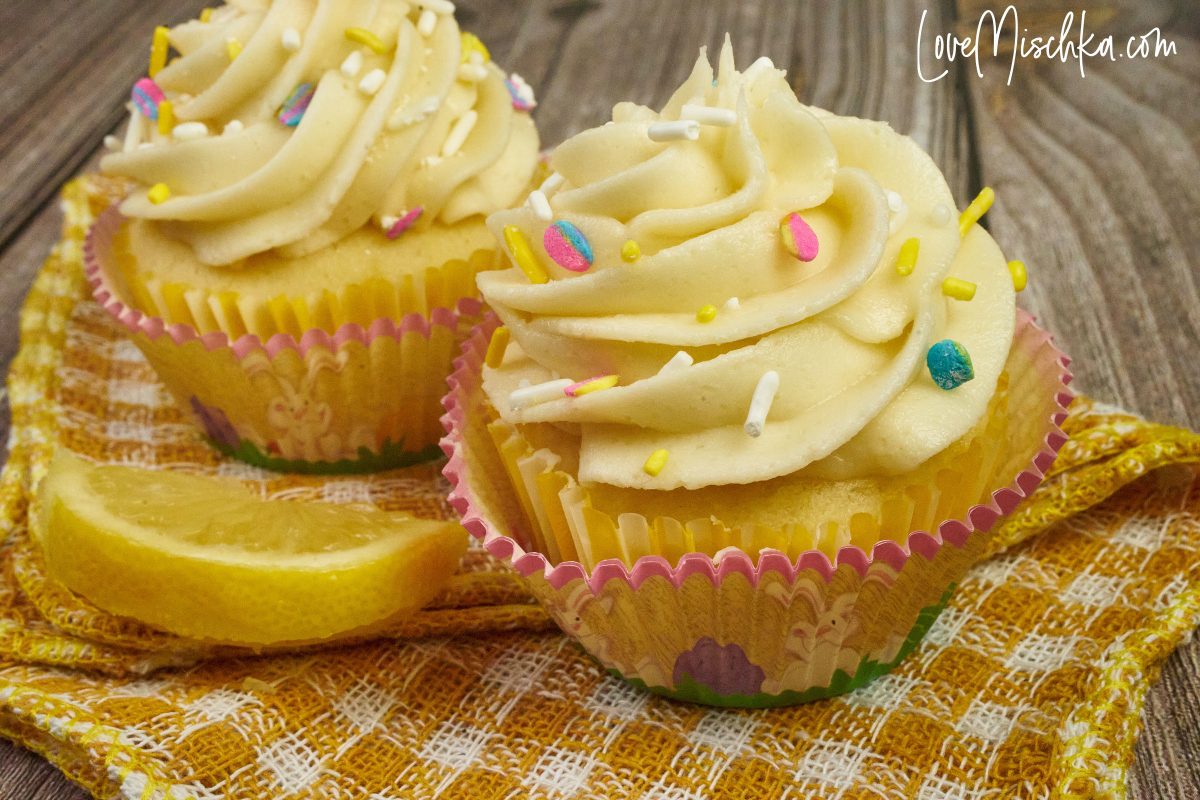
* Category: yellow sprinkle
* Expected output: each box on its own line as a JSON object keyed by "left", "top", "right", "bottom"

{"left": 570, "top": 375, "right": 619, "bottom": 396}
{"left": 1007, "top": 259, "right": 1027, "bottom": 292}
{"left": 895, "top": 237, "right": 920, "bottom": 276}
{"left": 958, "top": 186, "right": 995, "bottom": 237}
{"left": 942, "top": 277, "right": 977, "bottom": 301}
{"left": 620, "top": 240, "right": 641, "bottom": 263}
{"left": 149, "top": 26, "right": 170, "bottom": 77}
{"left": 345, "top": 27, "right": 389, "bottom": 54}
{"left": 503, "top": 225, "right": 548, "bottom": 284}
{"left": 485, "top": 326, "right": 510, "bottom": 369}
{"left": 199, "top": 7, "right": 213, "bottom": 23}
{"left": 460, "top": 32, "right": 491, "bottom": 63}
{"left": 696, "top": 304, "right": 717, "bottom": 323}
{"left": 643, "top": 449, "right": 669, "bottom": 477}
{"left": 226, "top": 37, "right": 243, "bottom": 61}
{"left": 156, "top": 100, "right": 174, "bottom": 136}
{"left": 147, "top": 183, "right": 171, "bottom": 204}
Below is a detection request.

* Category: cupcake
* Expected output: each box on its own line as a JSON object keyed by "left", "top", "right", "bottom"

{"left": 442, "top": 40, "right": 1072, "bottom": 705}
{"left": 87, "top": 0, "right": 540, "bottom": 472}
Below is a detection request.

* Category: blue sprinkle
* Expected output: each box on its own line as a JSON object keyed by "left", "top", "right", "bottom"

{"left": 926, "top": 339, "right": 974, "bottom": 390}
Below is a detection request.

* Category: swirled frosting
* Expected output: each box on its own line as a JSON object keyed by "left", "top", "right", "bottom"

{"left": 479, "top": 41, "right": 1016, "bottom": 491}
{"left": 100, "top": 0, "right": 539, "bottom": 266}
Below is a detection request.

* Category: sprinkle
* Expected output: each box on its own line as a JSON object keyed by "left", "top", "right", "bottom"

{"left": 172, "top": 121, "right": 208, "bottom": 140}
{"left": 643, "top": 449, "right": 669, "bottom": 477}
{"left": 930, "top": 204, "right": 952, "bottom": 226}
{"left": 926, "top": 340, "right": 974, "bottom": 390}
{"left": 722, "top": 296, "right": 740, "bottom": 312}
{"left": 384, "top": 207, "right": 423, "bottom": 239}
{"left": 388, "top": 95, "right": 439, "bottom": 129}
{"left": 149, "top": 26, "right": 170, "bottom": 77}
{"left": 1008, "top": 259, "right": 1027, "bottom": 292}
{"left": 657, "top": 351, "right": 693, "bottom": 375}
{"left": 895, "top": 237, "right": 920, "bottom": 276}
{"left": 460, "top": 31, "right": 490, "bottom": 63}
{"left": 199, "top": 8, "right": 213, "bottom": 23}
{"left": 780, "top": 211, "right": 819, "bottom": 262}
{"left": 543, "top": 220, "right": 594, "bottom": 273}
{"left": 680, "top": 103, "right": 736, "bottom": 126}
{"left": 131, "top": 78, "right": 166, "bottom": 119}
{"left": 942, "top": 277, "right": 977, "bottom": 301}
{"left": 539, "top": 172, "right": 565, "bottom": 196}
{"left": 341, "top": 50, "right": 363, "bottom": 78}
{"left": 503, "top": 225, "right": 548, "bottom": 284}
{"left": 565, "top": 375, "right": 619, "bottom": 398}
{"left": 156, "top": 100, "right": 174, "bottom": 135}
{"left": 223, "top": 119, "right": 244, "bottom": 135}
{"left": 459, "top": 63, "right": 488, "bottom": 82}
{"left": 528, "top": 190, "right": 552, "bottom": 221}
{"left": 104, "top": 135, "right": 122, "bottom": 150}
{"left": 226, "top": 37, "right": 242, "bottom": 61}
{"left": 359, "top": 68, "right": 387, "bottom": 96}
{"left": 281, "top": 27, "right": 302, "bottom": 52}
{"left": 744, "top": 370, "right": 780, "bottom": 438}
{"left": 505, "top": 74, "right": 537, "bottom": 111}
{"left": 421, "top": 154, "right": 442, "bottom": 168}
{"left": 123, "top": 106, "right": 146, "bottom": 151}
{"left": 620, "top": 240, "right": 641, "bottom": 262}
{"left": 886, "top": 190, "right": 905, "bottom": 213}
{"left": 886, "top": 190, "right": 908, "bottom": 234}
{"left": 418, "top": 0, "right": 456, "bottom": 15}
{"left": 345, "top": 27, "right": 388, "bottom": 54}
{"left": 147, "top": 183, "right": 171, "bottom": 204}
{"left": 417, "top": 9, "right": 437, "bottom": 36}
{"left": 442, "top": 109, "right": 478, "bottom": 157}
{"left": 510, "top": 379, "right": 573, "bottom": 410}
{"left": 648, "top": 120, "right": 700, "bottom": 142}
{"left": 485, "top": 326, "right": 510, "bottom": 369}
{"left": 958, "top": 186, "right": 995, "bottom": 237}
{"left": 277, "top": 82, "right": 315, "bottom": 126}
{"left": 696, "top": 304, "right": 717, "bottom": 323}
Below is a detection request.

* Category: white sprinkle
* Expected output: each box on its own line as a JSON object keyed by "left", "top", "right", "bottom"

{"left": 886, "top": 190, "right": 905, "bottom": 214}
{"left": 388, "top": 95, "right": 439, "bottom": 129}
{"left": 421, "top": 154, "right": 442, "bottom": 167}
{"left": 417, "top": 0, "right": 455, "bottom": 13}
{"left": 539, "top": 172, "right": 565, "bottom": 197}
{"left": 441, "top": 109, "right": 477, "bottom": 157}
{"left": 527, "top": 190, "right": 552, "bottom": 221}
{"left": 680, "top": 104, "right": 737, "bottom": 127}
{"left": 223, "top": 119, "right": 244, "bottom": 135}
{"left": 744, "top": 370, "right": 780, "bottom": 438}
{"left": 122, "top": 106, "right": 144, "bottom": 152}
{"left": 340, "top": 50, "right": 363, "bottom": 78}
{"left": 887, "top": 190, "right": 909, "bottom": 234}
{"left": 458, "top": 62, "right": 488, "bottom": 82}
{"left": 359, "top": 68, "right": 387, "bottom": 95}
{"left": 281, "top": 26, "right": 301, "bottom": 52}
{"left": 417, "top": 9, "right": 437, "bottom": 35}
{"left": 722, "top": 296, "right": 740, "bottom": 312}
{"left": 930, "top": 203, "right": 952, "bottom": 226}
{"left": 171, "top": 121, "right": 209, "bottom": 140}
{"left": 104, "top": 135, "right": 122, "bottom": 150}
{"left": 510, "top": 379, "right": 573, "bottom": 410}
{"left": 381, "top": 215, "right": 399, "bottom": 231}
{"left": 648, "top": 120, "right": 700, "bottom": 142}
{"left": 657, "top": 351, "right": 694, "bottom": 376}
{"left": 508, "top": 72, "right": 537, "bottom": 108}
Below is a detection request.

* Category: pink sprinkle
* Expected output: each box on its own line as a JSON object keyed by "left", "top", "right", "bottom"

{"left": 783, "top": 212, "right": 819, "bottom": 262}
{"left": 386, "top": 207, "right": 424, "bottom": 239}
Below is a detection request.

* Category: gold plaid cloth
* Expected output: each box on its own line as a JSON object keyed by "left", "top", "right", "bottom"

{"left": 0, "top": 178, "right": 1198, "bottom": 799}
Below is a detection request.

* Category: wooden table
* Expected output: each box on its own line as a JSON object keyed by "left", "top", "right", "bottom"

{"left": 1, "top": 1, "right": 1196, "bottom": 796}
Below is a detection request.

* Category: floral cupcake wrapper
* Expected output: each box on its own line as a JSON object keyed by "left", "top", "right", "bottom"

{"left": 440, "top": 311, "right": 1073, "bottom": 706}
{"left": 87, "top": 209, "right": 481, "bottom": 473}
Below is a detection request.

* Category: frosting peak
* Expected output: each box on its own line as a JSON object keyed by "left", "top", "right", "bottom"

{"left": 101, "top": 0, "right": 539, "bottom": 265}
{"left": 480, "top": 40, "right": 1016, "bottom": 491}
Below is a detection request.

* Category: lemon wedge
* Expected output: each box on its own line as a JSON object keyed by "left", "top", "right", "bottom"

{"left": 34, "top": 453, "right": 467, "bottom": 645}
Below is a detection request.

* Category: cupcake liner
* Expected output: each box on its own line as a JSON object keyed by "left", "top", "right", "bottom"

{"left": 87, "top": 210, "right": 483, "bottom": 473}
{"left": 440, "top": 310, "right": 1073, "bottom": 706}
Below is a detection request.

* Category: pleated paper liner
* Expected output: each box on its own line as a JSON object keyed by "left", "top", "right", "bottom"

{"left": 441, "top": 310, "right": 1074, "bottom": 706}
{"left": 86, "top": 209, "right": 485, "bottom": 474}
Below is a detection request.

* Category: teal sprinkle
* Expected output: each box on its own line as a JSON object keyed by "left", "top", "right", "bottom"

{"left": 926, "top": 339, "right": 974, "bottom": 390}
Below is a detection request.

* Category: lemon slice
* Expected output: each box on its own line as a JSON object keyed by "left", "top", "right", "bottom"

{"left": 34, "top": 453, "right": 467, "bottom": 645}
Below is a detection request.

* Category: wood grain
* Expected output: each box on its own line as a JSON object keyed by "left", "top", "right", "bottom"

{"left": 0, "top": 1, "right": 1195, "bottom": 797}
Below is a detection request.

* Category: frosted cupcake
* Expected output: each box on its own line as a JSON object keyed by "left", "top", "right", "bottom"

{"left": 88, "top": 0, "right": 540, "bottom": 471}
{"left": 442, "top": 41, "right": 1071, "bottom": 704}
